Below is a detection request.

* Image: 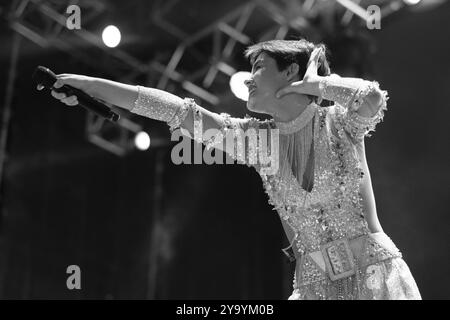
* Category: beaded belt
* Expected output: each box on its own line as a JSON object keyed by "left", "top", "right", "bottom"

{"left": 282, "top": 232, "right": 402, "bottom": 283}
{"left": 321, "top": 238, "right": 356, "bottom": 281}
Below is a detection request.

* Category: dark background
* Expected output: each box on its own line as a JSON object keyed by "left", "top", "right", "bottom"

{"left": 0, "top": 0, "right": 449, "bottom": 299}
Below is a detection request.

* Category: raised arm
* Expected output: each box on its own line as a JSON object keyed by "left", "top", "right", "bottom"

{"left": 318, "top": 74, "right": 387, "bottom": 118}
{"left": 276, "top": 46, "right": 389, "bottom": 142}
{"left": 319, "top": 74, "right": 389, "bottom": 141}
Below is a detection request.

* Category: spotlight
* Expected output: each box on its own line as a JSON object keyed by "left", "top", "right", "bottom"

{"left": 134, "top": 131, "right": 151, "bottom": 151}
{"left": 102, "top": 25, "right": 121, "bottom": 48}
{"left": 403, "top": 0, "right": 422, "bottom": 5}
{"left": 230, "top": 71, "right": 252, "bottom": 102}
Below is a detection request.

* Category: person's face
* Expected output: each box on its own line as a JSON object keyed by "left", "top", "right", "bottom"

{"left": 244, "top": 52, "right": 290, "bottom": 114}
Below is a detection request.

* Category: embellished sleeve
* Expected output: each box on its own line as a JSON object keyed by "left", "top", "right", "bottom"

{"left": 129, "top": 85, "right": 278, "bottom": 170}
{"left": 174, "top": 99, "right": 278, "bottom": 171}
{"left": 319, "top": 75, "right": 389, "bottom": 141}
{"left": 130, "top": 85, "right": 184, "bottom": 125}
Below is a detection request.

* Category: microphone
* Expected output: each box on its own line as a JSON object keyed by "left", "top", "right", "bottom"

{"left": 32, "top": 66, "right": 120, "bottom": 122}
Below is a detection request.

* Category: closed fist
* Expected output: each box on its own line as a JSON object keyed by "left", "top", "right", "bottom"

{"left": 36, "top": 74, "right": 94, "bottom": 106}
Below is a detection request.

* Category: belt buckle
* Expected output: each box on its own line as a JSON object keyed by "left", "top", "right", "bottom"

{"left": 320, "top": 238, "right": 356, "bottom": 281}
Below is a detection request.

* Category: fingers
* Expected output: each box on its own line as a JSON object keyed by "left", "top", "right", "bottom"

{"left": 36, "top": 73, "right": 79, "bottom": 106}
{"left": 36, "top": 74, "right": 67, "bottom": 91}
{"left": 53, "top": 78, "right": 65, "bottom": 89}
{"left": 51, "top": 90, "right": 78, "bottom": 106}
{"left": 307, "top": 47, "right": 322, "bottom": 69}
{"left": 314, "top": 46, "right": 324, "bottom": 57}
{"left": 311, "top": 46, "right": 324, "bottom": 59}
{"left": 276, "top": 81, "right": 303, "bottom": 98}
{"left": 304, "top": 47, "right": 325, "bottom": 79}
{"left": 53, "top": 74, "right": 73, "bottom": 88}
{"left": 276, "top": 88, "right": 289, "bottom": 99}
{"left": 51, "top": 89, "right": 66, "bottom": 99}
{"left": 36, "top": 78, "right": 65, "bottom": 91}
{"left": 61, "top": 95, "right": 79, "bottom": 106}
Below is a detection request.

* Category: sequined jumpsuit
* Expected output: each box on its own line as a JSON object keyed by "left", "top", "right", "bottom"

{"left": 130, "top": 75, "right": 422, "bottom": 300}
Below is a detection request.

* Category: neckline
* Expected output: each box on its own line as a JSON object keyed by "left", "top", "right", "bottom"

{"left": 275, "top": 103, "right": 318, "bottom": 135}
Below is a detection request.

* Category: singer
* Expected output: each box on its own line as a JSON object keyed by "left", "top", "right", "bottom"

{"left": 38, "top": 39, "right": 421, "bottom": 300}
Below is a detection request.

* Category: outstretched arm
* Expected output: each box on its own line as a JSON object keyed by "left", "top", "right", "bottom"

{"left": 41, "top": 74, "right": 263, "bottom": 164}
{"left": 128, "top": 85, "right": 272, "bottom": 170}
{"left": 129, "top": 85, "right": 251, "bottom": 141}
{"left": 43, "top": 75, "right": 248, "bottom": 137}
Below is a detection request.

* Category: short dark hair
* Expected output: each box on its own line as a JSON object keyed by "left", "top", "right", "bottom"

{"left": 244, "top": 39, "right": 331, "bottom": 79}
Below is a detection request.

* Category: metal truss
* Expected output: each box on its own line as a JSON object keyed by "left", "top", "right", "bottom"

{"left": 154, "top": 0, "right": 321, "bottom": 106}
{"left": 150, "top": 0, "right": 407, "bottom": 107}
{"left": 5, "top": 0, "right": 160, "bottom": 156}
{"left": 335, "top": 0, "right": 407, "bottom": 25}
{"left": 4, "top": 0, "right": 407, "bottom": 157}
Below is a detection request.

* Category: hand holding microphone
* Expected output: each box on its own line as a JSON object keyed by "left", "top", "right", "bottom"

{"left": 33, "top": 66, "right": 120, "bottom": 122}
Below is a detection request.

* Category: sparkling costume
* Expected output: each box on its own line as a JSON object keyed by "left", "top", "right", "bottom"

{"left": 130, "top": 74, "right": 421, "bottom": 300}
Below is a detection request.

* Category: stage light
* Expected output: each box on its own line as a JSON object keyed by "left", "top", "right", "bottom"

{"left": 102, "top": 25, "right": 121, "bottom": 48}
{"left": 230, "top": 71, "right": 251, "bottom": 102}
{"left": 403, "top": 0, "right": 422, "bottom": 5}
{"left": 134, "top": 131, "right": 151, "bottom": 150}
